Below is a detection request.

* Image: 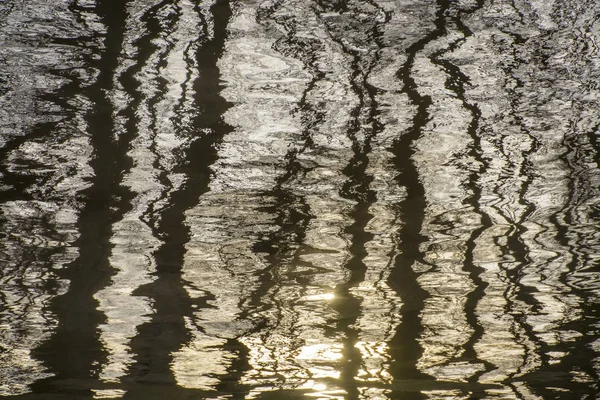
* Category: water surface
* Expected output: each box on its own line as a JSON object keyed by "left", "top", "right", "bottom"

{"left": 1, "top": 0, "right": 600, "bottom": 398}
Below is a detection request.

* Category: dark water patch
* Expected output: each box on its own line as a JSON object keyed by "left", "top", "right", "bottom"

{"left": 313, "top": 0, "right": 348, "bottom": 14}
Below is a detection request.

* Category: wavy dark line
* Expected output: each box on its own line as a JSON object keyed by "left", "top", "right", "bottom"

{"left": 124, "top": 0, "right": 233, "bottom": 396}
{"left": 234, "top": 2, "right": 327, "bottom": 392}
{"left": 0, "top": 3, "right": 101, "bottom": 391}
{"left": 0, "top": 204, "right": 68, "bottom": 372}
{"left": 0, "top": 0, "right": 14, "bottom": 25}
{"left": 531, "top": 148, "right": 590, "bottom": 398}
{"left": 248, "top": 0, "right": 318, "bottom": 294}
{"left": 28, "top": 0, "right": 130, "bottom": 396}
{"left": 110, "top": 0, "right": 182, "bottom": 391}
{"left": 575, "top": 126, "right": 600, "bottom": 392}
{"left": 488, "top": 14, "right": 550, "bottom": 387}
{"left": 587, "top": 125, "right": 600, "bottom": 182}
{"left": 144, "top": 0, "right": 180, "bottom": 182}
{"left": 129, "top": 0, "right": 181, "bottom": 242}
{"left": 0, "top": 2, "right": 95, "bottom": 199}
{"left": 425, "top": 0, "right": 497, "bottom": 386}
{"left": 145, "top": 1, "right": 209, "bottom": 234}
{"left": 313, "top": 1, "right": 391, "bottom": 397}
{"left": 0, "top": 84, "right": 86, "bottom": 202}
{"left": 387, "top": 1, "right": 445, "bottom": 393}
{"left": 528, "top": 127, "right": 600, "bottom": 398}
{"left": 517, "top": 5, "right": 600, "bottom": 395}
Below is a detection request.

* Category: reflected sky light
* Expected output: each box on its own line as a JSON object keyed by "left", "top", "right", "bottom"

{"left": 0, "top": 0, "right": 600, "bottom": 398}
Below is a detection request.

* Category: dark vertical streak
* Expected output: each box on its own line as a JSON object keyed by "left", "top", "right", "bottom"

{"left": 387, "top": 2, "right": 445, "bottom": 394}
{"left": 527, "top": 128, "right": 600, "bottom": 399}
{"left": 248, "top": 0, "right": 317, "bottom": 307}
{"left": 514, "top": 2, "right": 600, "bottom": 396}
{"left": 231, "top": 3, "right": 326, "bottom": 393}
{"left": 142, "top": 0, "right": 180, "bottom": 181}
{"left": 114, "top": 0, "right": 183, "bottom": 391}
{"left": 124, "top": 0, "right": 232, "bottom": 396}
{"left": 0, "top": 6, "right": 98, "bottom": 384}
{"left": 488, "top": 19, "right": 547, "bottom": 390}
{"left": 498, "top": 56, "right": 545, "bottom": 396}
{"left": 551, "top": 4, "right": 600, "bottom": 393}
{"left": 2, "top": 0, "right": 600, "bottom": 397}
{"left": 144, "top": 0, "right": 206, "bottom": 236}
{"left": 427, "top": 0, "right": 496, "bottom": 387}
{"left": 30, "top": 0, "right": 129, "bottom": 396}
{"left": 313, "top": 1, "right": 391, "bottom": 397}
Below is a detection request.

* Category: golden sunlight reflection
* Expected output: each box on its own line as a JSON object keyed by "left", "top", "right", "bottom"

{"left": 303, "top": 292, "right": 336, "bottom": 302}
{"left": 354, "top": 341, "right": 393, "bottom": 383}
{"left": 297, "top": 343, "right": 344, "bottom": 365}
{"left": 172, "top": 332, "right": 230, "bottom": 390}
{"left": 302, "top": 380, "right": 346, "bottom": 399}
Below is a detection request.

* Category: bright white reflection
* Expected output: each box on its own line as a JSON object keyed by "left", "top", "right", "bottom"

{"left": 354, "top": 341, "right": 393, "bottom": 384}
{"left": 297, "top": 343, "right": 344, "bottom": 363}
{"left": 296, "top": 343, "right": 343, "bottom": 380}
{"left": 301, "top": 380, "right": 346, "bottom": 399}
{"left": 303, "top": 292, "right": 336, "bottom": 302}
{"left": 422, "top": 389, "right": 469, "bottom": 399}
{"left": 92, "top": 389, "right": 127, "bottom": 399}
{"left": 171, "top": 324, "right": 231, "bottom": 390}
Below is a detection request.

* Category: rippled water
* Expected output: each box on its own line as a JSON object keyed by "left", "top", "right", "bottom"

{"left": 0, "top": 0, "right": 599, "bottom": 398}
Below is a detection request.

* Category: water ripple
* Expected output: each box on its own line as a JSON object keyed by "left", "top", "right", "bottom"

{"left": 1, "top": 0, "right": 600, "bottom": 398}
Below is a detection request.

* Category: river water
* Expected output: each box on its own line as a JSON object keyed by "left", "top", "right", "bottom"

{"left": 0, "top": 0, "right": 599, "bottom": 398}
